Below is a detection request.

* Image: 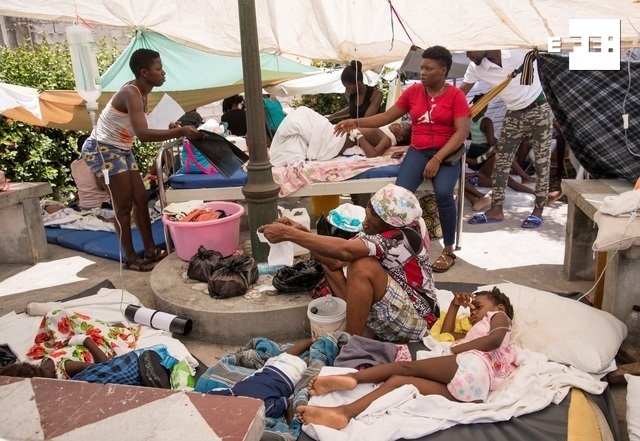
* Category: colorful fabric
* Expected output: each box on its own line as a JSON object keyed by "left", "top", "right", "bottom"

{"left": 264, "top": 98, "right": 286, "bottom": 132}
{"left": 71, "top": 350, "right": 143, "bottom": 386}
{"left": 394, "top": 83, "right": 470, "bottom": 149}
{"left": 82, "top": 139, "right": 139, "bottom": 178}
{"left": 359, "top": 227, "right": 438, "bottom": 331}
{"left": 538, "top": 52, "right": 640, "bottom": 182}
{"left": 180, "top": 139, "right": 217, "bottom": 174}
{"left": 429, "top": 311, "right": 473, "bottom": 343}
{"left": 456, "top": 310, "right": 517, "bottom": 391}
{"left": 26, "top": 308, "right": 141, "bottom": 379}
{"left": 195, "top": 335, "right": 346, "bottom": 441}
{"left": 91, "top": 84, "right": 141, "bottom": 150}
{"left": 366, "top": 275, "right": 430, "bottom": 342}
{"left": 272, "top": 155, "right": 401, "bottom": 197}
{"left": 370, "top": 183, "right": 424, "bottom": 232}
{"left": 418, "top": 193, "right": 442, "bottom": 240}
{"left": 394, "top": 344, "right": 412, "bottom": 362}
{"left": 447, "top": 351, "right": 492, "bottom": 402}
{"left": 72, "top": 345, "right": 174, "bottom": 386}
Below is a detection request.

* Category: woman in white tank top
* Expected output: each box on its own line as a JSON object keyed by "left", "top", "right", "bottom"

{"left": 82, "top": 49, "right": 201, "bottom": 271}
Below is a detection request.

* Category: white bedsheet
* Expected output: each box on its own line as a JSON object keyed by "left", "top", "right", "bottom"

{"left": 0, "top": 288, "right": 197, "bottom": 370}
{"left": 269, "top": 106, "right": 346, "bottom": 166}
{"left": 303, "top": 348, "right": 607, "bottom": 441}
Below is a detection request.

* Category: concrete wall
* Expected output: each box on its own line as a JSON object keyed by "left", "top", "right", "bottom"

{"left": 0, "top": 16, "right": 130, "bottom": 49}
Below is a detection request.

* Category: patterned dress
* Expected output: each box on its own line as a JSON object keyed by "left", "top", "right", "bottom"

{"left": 26, "top": 308, "right": 141, "bottom": 379}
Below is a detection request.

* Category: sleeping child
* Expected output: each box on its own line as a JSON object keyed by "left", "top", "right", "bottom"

{"left": 269, "top": 106, "right": 411, "bottom": 166}
{"left": 296, "top": 287, "right": 517, "bottom": 430}
{"left": 206, "top": 337, "right": 316, "bottom": 420}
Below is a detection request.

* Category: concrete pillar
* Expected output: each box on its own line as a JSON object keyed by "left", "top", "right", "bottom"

{"left": 0, "top": 183, "right": 51, "bottom": 264}
{"left": 0, "top": 16, "right": 18, "bottom": 48}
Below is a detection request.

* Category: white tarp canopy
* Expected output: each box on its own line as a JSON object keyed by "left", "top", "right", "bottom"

{"left": 1, "top": 0, "right": 638, "bottom": 69}
{"left": 266, "top": 69, "right": 380, "bottom": 97}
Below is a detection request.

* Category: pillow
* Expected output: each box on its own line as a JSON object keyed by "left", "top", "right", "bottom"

{"left": 435, "top": 283, "right": 626, "bottom": 375}
{"left": 593, "top": 210, "right": 640, "bottom": 252}
{"left": 626, "top": 374, "right": 640, "bottom": 441}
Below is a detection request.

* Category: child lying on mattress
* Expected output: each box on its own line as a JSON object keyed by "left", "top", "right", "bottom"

{"left": 296, "top": 287, "right": 517, "bottom": 430}
{"left": 0, "top": 337, "right": 174, "bottom": 388}
{"left": 206, "top": 337, "right": 315, "bottom": 421}
{"left": 269, "top": 106, "right": 411, "bottom": 166}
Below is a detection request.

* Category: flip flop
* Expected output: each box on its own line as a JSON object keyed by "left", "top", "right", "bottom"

{"left": 145, "top": 248, "right": 168, "bottom": 262}
{"left": 468, "top": 213, "right": 502, "bottom": 225}
{"left": 124, "top": 258, "right": 156, "bottom": 272}
{"left": 522, "top": 214, "right": 543, "bottom": 229}
{"left": 432, "top": 251, "right": 456, "bottom": 273}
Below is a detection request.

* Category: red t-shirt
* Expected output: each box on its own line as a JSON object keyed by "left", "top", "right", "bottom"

{"left": 395, "top": 83, "right": 471, "bottom": 150}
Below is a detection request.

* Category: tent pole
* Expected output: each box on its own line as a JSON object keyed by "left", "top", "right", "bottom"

{"left": 238, "top": 0, "right": 280, "bottom": 262}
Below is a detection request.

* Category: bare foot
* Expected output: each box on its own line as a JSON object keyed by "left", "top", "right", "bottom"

{"left": 481, "top": 205, "right": 505, "bottom": 222}
{"left": 297, "top": 405, "right": 351, "bottom": 429}
{"left": 308, "top": 374, "right": 358, "bottom": 396}
{"left": 472, "top": 194, "right": 492, "bottom": 212}
{"left": 545, "top": 191, "right": 563, "bottom": 206}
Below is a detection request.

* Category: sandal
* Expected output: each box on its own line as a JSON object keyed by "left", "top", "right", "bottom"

{"left": 145, "top": 248, "right": 168, "bottom": 262}
{"left": 124, "top": 258, "right": 157, "bottom": 272}
{"left": 432, "top": 251, "right": 456, "bottom": 273}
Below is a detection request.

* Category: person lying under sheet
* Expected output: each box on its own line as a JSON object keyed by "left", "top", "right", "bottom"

{"left": 269, "top": 106, "right": 411, "bottom": 166}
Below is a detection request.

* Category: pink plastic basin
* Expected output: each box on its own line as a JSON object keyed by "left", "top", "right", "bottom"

{"left": 163, "top": 201, "right": 244, "bottom": 261}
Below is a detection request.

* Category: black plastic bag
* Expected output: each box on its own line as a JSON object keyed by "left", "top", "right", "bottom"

{"left": 187, "top": 246, "right": 224, "bottom": 283}
{"left": 316, "top": 213, "right": 359, "bottom": 240}
{"left": 273, "top": 259, "right": 324, "bottom": 293}
{"left": 208, "top": 254, "right": 259, "bottom": 298}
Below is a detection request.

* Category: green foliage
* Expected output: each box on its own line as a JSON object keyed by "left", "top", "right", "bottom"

{"left": 0, "top": 35, "right": 125, "bottom": 199}
{"left": 291, "top": 93, "right": 347, "bottom": 117}
{"left": 291, "top": 61, "right": 396, "bottom": 117}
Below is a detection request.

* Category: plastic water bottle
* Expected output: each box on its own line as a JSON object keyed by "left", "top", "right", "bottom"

{"left": 323, "top": 294, "right": 339, "bottom": 315}
{"left": 257, "top": 262, "right": 284, "bottom": 275}
{"left": 66, "top": 24, "right": 102, "bottom": 111}
{"left": 624, "top": 305, "right": 640, "bottom": 347}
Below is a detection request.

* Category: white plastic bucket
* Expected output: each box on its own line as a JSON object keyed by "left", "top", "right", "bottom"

{"left": 307, "top": 297, "right": 347, "bottom": 338}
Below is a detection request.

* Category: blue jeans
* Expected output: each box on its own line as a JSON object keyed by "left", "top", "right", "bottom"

{"left": 396, "top": 147, "right": 461, "bottom": 246}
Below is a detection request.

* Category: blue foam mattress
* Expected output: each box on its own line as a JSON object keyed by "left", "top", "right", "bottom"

{"left": 45, "top": 220, "right": 166, "bottom": 261}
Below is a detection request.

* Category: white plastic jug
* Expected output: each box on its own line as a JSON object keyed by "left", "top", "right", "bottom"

{"left": 66, "top": 24, "right": 101, "bottom": 111}
{"left": 278, "top": 206, "right": 310, "bottom": 256}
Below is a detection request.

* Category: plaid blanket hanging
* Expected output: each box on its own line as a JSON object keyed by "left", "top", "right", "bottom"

{"left": 537, "top": 52, "right": 640, "bottom": 182}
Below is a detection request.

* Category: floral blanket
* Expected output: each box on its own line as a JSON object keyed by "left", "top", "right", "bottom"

{"left": 272, "top": 155, "right": 403, "bottom": 197}
{"left": 26, "top": 308, "right": 141, "bottom": 378}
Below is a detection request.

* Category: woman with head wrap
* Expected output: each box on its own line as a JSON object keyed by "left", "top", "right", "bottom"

{"left": 259, "top": 184, "right": 439, "bottom": 342}
{"left": 335, "top": 46, "right": 471, "bottom": 273}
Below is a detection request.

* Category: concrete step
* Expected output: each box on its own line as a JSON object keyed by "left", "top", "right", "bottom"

{"left": 0, "top": 376, "right": 264, "bottom": 440}
{"left": 150, "top": 253, "right": 311, "bottom": 344}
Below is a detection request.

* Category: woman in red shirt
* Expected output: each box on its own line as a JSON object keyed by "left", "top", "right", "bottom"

{"left": 336, "top": 46, "right": 470, "bottom": 273}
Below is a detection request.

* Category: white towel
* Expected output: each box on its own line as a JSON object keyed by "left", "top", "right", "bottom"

{"left": 162, "top": 200, "right": 206, "bottom": 219}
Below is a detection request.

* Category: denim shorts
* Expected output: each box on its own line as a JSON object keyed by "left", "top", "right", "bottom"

{"left": 82, "top": 139, "right": 139, "bottom": 178}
